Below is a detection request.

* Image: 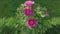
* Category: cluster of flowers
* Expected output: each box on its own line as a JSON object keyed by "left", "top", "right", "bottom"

{"left": 23, "top": 0, "right": 38, "bottom": 28}
{"left": 22, "top": 0, "right": 49, "bottom": 28}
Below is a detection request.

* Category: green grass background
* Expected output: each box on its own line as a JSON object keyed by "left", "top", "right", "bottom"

{"left": 0, "top": 0, "right": 60, "bottom": 34}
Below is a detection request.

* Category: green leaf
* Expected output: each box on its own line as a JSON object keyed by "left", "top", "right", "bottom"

{"left": 40, "top": 14, "right": 46, "bottom": 18}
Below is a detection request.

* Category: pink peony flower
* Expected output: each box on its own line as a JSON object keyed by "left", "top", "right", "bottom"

{"left": 24, "top": 1, "right": 34, "bottom": 6}
{"left": 23, "top": 7, "right": 34, "bottom": 16}
{"left": 45, "top": 12, "right": 49, "bottom": 16}
{"left": 27, "top": 18, "right": 38, "bottom": 28}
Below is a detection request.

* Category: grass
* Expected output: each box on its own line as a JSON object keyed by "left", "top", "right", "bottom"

{"left": 0, "top": 0, "right": 60, "bottom": 34}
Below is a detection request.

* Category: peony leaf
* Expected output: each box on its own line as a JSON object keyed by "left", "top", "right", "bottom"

{"left": 40, "top": 14, "right": 46, "bottom": 18}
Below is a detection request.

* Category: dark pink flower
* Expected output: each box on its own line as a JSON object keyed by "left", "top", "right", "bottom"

{"left": 45, "top": 12, "right": 49, "bottom": 16}
{"left": 23, "top": 7, "right": 34, "bottom": 16}
{"left": 24, "top": 1, "right": 34, "bottom": 6}
{"left": 27, "top": 18, "right": 38, "bottom": 28}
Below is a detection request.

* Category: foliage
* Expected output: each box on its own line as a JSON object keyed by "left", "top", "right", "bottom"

{"left": 16, "top": 2, "right": 52, "bottom": 34}
{"left": 0, "top": 0, "right": 60, "bottom": 34}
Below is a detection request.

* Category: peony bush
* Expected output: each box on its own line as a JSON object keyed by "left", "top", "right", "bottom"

{"left": 16, "top": 0, "right": 51, "bottom": 34}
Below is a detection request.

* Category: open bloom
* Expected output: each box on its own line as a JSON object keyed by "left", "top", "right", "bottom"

{"left": 27, "top": 18, "right": 38, "bottom": 28}
{"left": 23, "top": 7, "right": 34, "bottom": 16}
{"left": 24, "top": 1, "right": 34, "bottom": 6}
{"left": 45, "top": 12, "right": 49, "bottom": 16}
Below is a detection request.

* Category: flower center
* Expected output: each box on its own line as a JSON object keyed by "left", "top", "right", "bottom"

{"left": 30, "top": 20, "right": 33, "bottom": 24}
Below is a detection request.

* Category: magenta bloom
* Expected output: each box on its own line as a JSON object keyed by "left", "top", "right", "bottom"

{"left": 45, "top": 12, "right": 49, "bottom": 16}
{"left": 23, "top": 7, "right": 34, "bottom": 16}
{"left": 24, "top": 1, "right": 34, "bottom": 6}
{"left": 27, "top": 18, "right": 38, "bottom": 28}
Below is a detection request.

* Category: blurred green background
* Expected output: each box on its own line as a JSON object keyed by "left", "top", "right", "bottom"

{"left": 0, "top": 0, "right": 60, "bottom": 34}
